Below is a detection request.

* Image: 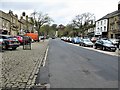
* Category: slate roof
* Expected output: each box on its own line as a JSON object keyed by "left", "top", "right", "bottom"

{"left": 97, "top": 9, "right": 120, "bottom": 21}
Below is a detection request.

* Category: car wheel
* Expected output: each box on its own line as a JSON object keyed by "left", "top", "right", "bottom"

{"left": 12, "top": 47, "right": 17, "bottom": 50}
{"left": 5, "top": 46, "right": 8, "bottom": 50}
{"left": 112, "top": 50, "right": 116, "bottom": 52}
{"left": 102, "top": 47, "right": 106, "bottom": 51}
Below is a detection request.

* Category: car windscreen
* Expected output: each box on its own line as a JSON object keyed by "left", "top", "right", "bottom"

{"left": 83, "top": 39, "right": 91, "bottom": 42}
{"left": 103, "top": 40, "right": 112, "bottom": 44}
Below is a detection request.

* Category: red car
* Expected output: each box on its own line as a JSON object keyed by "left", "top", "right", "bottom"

{"left": 15, "top": 35, "right": 24, "bottom": 45}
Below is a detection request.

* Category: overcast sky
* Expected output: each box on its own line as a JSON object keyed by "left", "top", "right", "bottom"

{"left": 0, "top": 0, "right": 119, "bottom": 25}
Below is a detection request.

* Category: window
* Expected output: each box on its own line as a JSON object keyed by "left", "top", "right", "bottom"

{"left": 101, "top": 21, "right": 102, "bottom": 25}
{"left": 101, "top": 27, "right": 102, "bottom": 31}
{"left": 97, "top": 28, "right": 99, "bottom": 31}
{"left": 104, "top": 20, "right": 106, "bottom": 24}
{"left": 97, "top": 22, "right": 99, "bottom": 26}
{"left": 111, "top": 34, "right": 113, "bottom": 38}
{"left": 104, "top": 26, "right": 106, "bottom": 31}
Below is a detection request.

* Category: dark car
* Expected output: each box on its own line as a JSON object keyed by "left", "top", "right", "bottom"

{"left": 94, "top": 39, "right": 117, "bottom": 52}
{"left": 79, "top": 38, "right": 93, "bottom": 47}
{"left": 51, "top": 36, "right": 56, "bottom": 39}
{"left": 1, "top": 34, "right": 20, "bottom": 50}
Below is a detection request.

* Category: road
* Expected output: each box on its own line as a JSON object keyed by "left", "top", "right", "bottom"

{"left": 36, "top": 38, "right": 118, "bottom": 88}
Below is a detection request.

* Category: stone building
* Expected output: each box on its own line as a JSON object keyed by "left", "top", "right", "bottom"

{"left": 8, "top": 10, "right": 19, "bottom": 36}
{"left": 0, "top": 10, "right": 11, "bottom": 35}
{"left": 0, "top": 10, "right": 19, "bottom": 36}
{"left": 18, "top": 16, "right": 35, "bottom": 35}
{"left": 95, "top": 2, "right": 120, "bottom": 39}
{"left": 108, "top": 2, "right": 120, "bottom": 39}
{"left": 0, "top": 10, "right": 35, "bottom": 36}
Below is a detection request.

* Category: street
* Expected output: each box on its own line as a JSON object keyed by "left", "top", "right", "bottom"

{"left": 39, "top": 38, "right": 118, "bottom": 88}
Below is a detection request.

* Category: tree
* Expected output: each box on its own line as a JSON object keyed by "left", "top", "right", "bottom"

{"left": 72, "top": 12, "right": 95, "bottom": 37}
{"left": 41, "top": 24, "right": 50, "bottom": 35}
{"left": 51, "top": 24, "right": 57, "bottom": 31}
{"left": 31, "top": 11, "right": 53, "bottom": 41}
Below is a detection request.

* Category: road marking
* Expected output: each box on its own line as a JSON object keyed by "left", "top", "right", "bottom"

{"left": 42, "top": 46, "right": 49, "bottom": 67}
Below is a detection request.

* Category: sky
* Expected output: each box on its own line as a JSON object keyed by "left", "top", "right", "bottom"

{"left": 0, "top": 0, "right": 119, "bottom": 25}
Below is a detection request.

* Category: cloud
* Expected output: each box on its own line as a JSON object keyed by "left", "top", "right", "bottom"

{"left": 0, "top": 0, "right": 119, "bottom": 25}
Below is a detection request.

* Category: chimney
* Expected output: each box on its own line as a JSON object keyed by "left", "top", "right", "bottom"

{"left": 118, "top": 1, "right": 120, "bottom": 10}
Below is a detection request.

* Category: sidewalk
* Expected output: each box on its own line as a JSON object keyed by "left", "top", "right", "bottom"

{"left": 1, "top": 39, "right": 49, "bottom": 89}
{"left": 68, "top": 42, "right": 119, "bottom": 57}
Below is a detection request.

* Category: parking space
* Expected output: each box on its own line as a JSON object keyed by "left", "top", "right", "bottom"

{"left": 68, "top": 43, "right": 119, "bottom": 57}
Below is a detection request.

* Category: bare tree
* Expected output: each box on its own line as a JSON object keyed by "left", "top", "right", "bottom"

{"left": 31, "top": 11, "right": 53, "bottom": 41}
{"left": 72, "top": 12, "right": 95, "bottom": 37}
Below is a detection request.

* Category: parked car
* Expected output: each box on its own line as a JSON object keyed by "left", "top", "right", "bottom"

{"left": 68, "top": 37, "right": 73, "bottom": 43}
{"left": 1, "top": 34, "right": 20, "bottom": 50}
{"left": 79, "top": 38, "right": 93, "bottom": 47}
{"left": 109, "top": 39, "right": 119, "bottom": 47}
{"left": 72, "top": 37, "right": 81, "bottom": 44}
{"left": 14, "top": 35, "right": 24, "bottom": 45}
{"left": 94, "top": 39, "right": 117, "bottom": 52}
{"left": 51, "top": 36, "right": 56, "bottom": 39}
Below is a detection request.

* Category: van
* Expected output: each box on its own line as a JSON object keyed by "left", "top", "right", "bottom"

{"left": 25, "top": 33, "right": 38, "bottom": 41}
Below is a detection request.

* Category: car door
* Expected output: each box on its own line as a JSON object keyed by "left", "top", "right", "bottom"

{"left": 98, "top": 40, "right": 104, "bottom": 49}
{"left": 95, "top": 40, "right": 101, "bottom": 48}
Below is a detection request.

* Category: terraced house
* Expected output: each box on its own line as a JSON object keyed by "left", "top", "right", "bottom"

{"left": 0, "top": 10, "right": 35, "bottom": 36}
{"left": 108, "top": 2, "right": 120, "bottom": 39}
{"left": 0, "top": 10, "right": 11, "bottom": 35}
{"left": 95, "top": 2, "right": 120, "bottom": 39}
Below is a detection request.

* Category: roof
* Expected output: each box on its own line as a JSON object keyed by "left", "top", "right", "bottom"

{"left": 97, "top": 9, "right": 120, "bottom": 21}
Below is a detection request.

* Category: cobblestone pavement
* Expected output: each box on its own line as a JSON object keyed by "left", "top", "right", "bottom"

{"left": 1, "top": 40, "right": 49, "bottom": 89}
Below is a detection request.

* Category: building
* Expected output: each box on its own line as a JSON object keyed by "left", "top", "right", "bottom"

{"left": 0, "top": 10, "right": 19, "bottom": 36}
{"left": 18, "top": 16, "right": 35, "bottom": 35}
{"left": 87, "top": 27, "right": 95, "bottom": 37}
{"left": 0, "top": 10, "right": 35, "bottom": 36}
{"left": 0, "top": 10, "right": 11, "bottom": 35}
{"left": 95, "top": 17, "right": 108, "bottom": 38}
{"left": 95, "top": 1, "right": 120, "bottom": 39}
{"left": 108, "top": 2, "right": 120, "bottom": 39}
{"left": 8, "top": 10, "right": 19, "bottom": 36}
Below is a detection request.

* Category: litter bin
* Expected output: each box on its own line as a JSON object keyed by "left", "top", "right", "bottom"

{"left": 23, "top": 36, "right": 31, "bottom": 50}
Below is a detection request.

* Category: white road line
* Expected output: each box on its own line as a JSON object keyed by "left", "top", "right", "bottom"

{"left": 42, "top": 46, "right": 49, "bottom": 67}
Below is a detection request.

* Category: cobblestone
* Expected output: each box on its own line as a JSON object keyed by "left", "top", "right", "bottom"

{"left": 1, "top": 40, "right": 49, "bottom": 89}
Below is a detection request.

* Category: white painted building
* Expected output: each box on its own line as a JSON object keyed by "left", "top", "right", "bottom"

{"left": 95, "top": 18, "right": 108, "bottom": 37}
